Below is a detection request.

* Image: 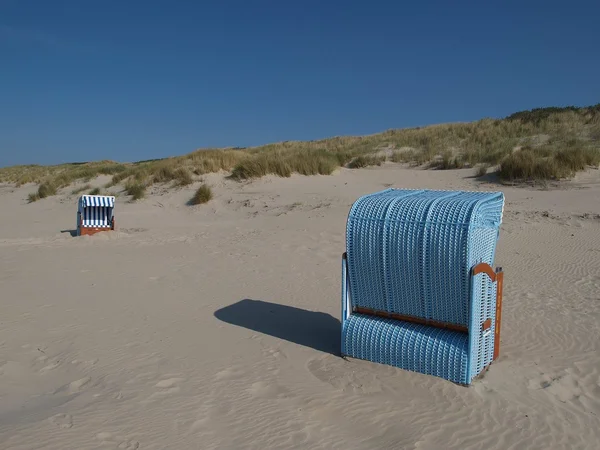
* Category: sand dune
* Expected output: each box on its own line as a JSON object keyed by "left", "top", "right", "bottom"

{"left": 1, "top": 165, "right": 599, "bottom": 449}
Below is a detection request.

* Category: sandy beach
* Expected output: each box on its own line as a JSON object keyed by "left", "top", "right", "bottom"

{"left": 1, "top": 164, "right": 599, "bottom": 450}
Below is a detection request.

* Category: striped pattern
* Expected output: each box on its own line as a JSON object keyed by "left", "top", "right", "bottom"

{"left": 342, "top": 188, "right": 504, "bottom": 384}
{"left": 80, "top": 195, "right": 115, "bottom": 207}
{"left": 78, "top": 195, "right": 115, "bottom": 229}
{"left": 80, "top": 206, "right": 112, "bottom": 227}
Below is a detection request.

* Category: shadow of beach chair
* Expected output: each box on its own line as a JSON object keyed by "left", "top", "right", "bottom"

{"left": 77, "top": 195, "right": 116, "bottom": 237}
{"left": 341, "top": 188, "right": 505, "bottom": 385}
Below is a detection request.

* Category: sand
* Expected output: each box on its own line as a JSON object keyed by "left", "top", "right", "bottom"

{"left": 1, "top": 165, "right": 599, "bottom": 450}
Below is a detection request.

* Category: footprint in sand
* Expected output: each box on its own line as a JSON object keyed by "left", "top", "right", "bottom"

{"left": 189, "top": 417, "right": 212, "bottom": 433}
{"left": 39, "top": 360, "right": 61, "bottom": 373}
{"left": 126, "top": 371, "right": 156, "bottom": 385}
{"left": 48, "top": 413, "right": 73, "bottom": 429}
{"left": 247, "top": 380, "right": 289, "bottom": 399}
{"left": 154, "top": 377, "right": 184, "bottom": 391}
{"left": 528, "top": 371, "right": 583, "bottom": 403}
{"left": 71, "top": 358, "right": 98, "bottom": 369}
{"left": 188, "top": 406, "right": 220, "bottom": 436}
{"left": 95, "top": 432, "right": 113, "bottom": 442}
{"left": 261, "top": 346, "right": 287, "bottom": 361}
{"left": 306, "top": 354, "right": 385, "bottom": 394}
{"left": 306, "top": 355, "right": 348, "bottom": 389}
{"left": 214, "top": 367, "right": 245, "bottom": 381}
{"left": 53, "top": 377, "right": 92, "bottom": 395}
{"left": 68, "top": 376, "right": 92, "bottom": 393}
{"left": 141, "top": 377, "right": 185, "bottom": 403}
{"left": 117, "top": 440, "right": 140, "bottom": 449}
{"left": 96, "top": 432, "right": 139, "bottom": 449}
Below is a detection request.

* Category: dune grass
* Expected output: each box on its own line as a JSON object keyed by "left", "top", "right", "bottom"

{"left": 125, "top": 181, "right": 146, "bottom": 200}
{"left": 230, "top": 148, "right": 341, "bottom": 179}
{"left": 498, "top": 141, "right": 600, "bottom": 182}
{"left": 189, "top": 184, "right": 213, "bottom": 205}
{"left": 347, "top": 154, "right": 386, "bottom": 169}
{"left": 476, "top": 165, "right": 489, "bottom": 177}
{"left": 150, "top": 165, "right": 194, "bottom": 186}
{"left": 3, "top": 104, "right": 599, "bottom": 201}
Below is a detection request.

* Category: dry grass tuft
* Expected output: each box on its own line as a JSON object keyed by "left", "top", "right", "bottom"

{"left": 347, "top": 154, "right": 386, "bottom": 169}
{"left": 498, "top": 140, "right": 600, "bottom": 182}
{"left": 429, "top": 151, "right": 467, "bottom": 170}
{"left": 476, "top": 164, "right": 489, "bottom": 177}
{"left": 189, "top": 184, "right": 213, "bottom": 205}
{"left": 173, "top": 168, "right": 194, "bottom": 186}
{"left": 230, "top": 149, "right": 340, "bottom": 179}
{"left": 125, "top": 181, "right": 146, "bottom": 200}
{"left": 27, "top": 182, "right": 57, "bottom": 203}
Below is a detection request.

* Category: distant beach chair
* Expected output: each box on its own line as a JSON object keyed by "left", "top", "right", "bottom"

{"left": 77, "top": 195, "right": 116, "bottom": 236}
{"left": 341, "top": 188, "right": 505, "bottom": 385}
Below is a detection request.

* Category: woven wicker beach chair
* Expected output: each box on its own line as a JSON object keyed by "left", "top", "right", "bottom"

{"left": 77, "top": 195, "right": 116, "bottom": 236}
{"left": 341, "top": 188, "right": 505, "bottom": 385}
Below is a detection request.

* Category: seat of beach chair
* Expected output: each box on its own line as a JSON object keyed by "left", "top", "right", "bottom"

{"left": 344, "top": 313, "right": 470, "bottom": 383}
{"left": 341, "top": 188, "right": 505, "bottom": 385}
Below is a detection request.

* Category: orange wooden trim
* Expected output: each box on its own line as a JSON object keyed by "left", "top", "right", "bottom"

{"left": 482, "top": 318, "right": 492, "bottom": 331}
{"left": 354, "top": 307, "right": 468, "bottom": 333}
{"left": 78, "top": 227, "right": 113, "bottom": 236}
{"left": 472, "top": 263, "right": 496, "bottom": 281}
{"left": 493, "top": 269, "right": 504, "bottom": 360}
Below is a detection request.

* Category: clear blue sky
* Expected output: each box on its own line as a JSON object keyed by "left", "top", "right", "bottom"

{"left": 1, "top": 0, "right": 599, "bottom": 167}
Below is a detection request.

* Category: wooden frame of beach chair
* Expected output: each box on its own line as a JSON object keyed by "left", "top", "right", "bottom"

{"left": 473, "top": 262, "right": 504, "bottom": 362}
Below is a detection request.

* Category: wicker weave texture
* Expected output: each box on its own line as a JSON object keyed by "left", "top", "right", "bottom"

{"left": 342, "top": 313, "right": 469, "bottom": 384}
{"left": 343, "top": 188, "right": 504, "bottom": 384}
{"left": 346, "top": 188, "right": 504, "bottom": 327}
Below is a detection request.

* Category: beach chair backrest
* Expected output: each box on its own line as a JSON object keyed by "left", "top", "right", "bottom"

{"left": 345, "top": 188, "right": 504, "bottom": 328}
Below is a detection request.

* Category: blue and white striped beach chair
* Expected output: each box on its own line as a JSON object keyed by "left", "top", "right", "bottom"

{"left": 77, "top": 195, "right": 116, "bottom": 236}
{"left": 341, "top": 188, "right": 505, "bottom": 385}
